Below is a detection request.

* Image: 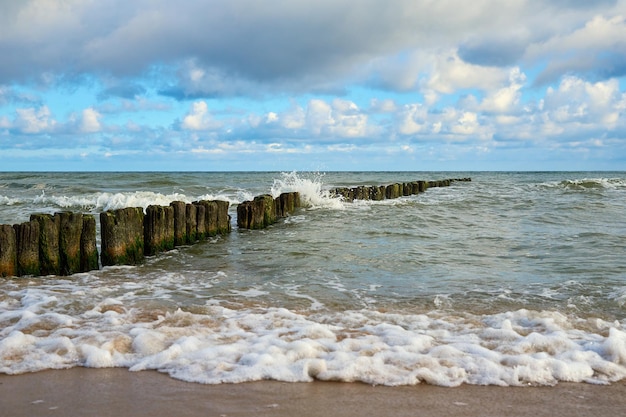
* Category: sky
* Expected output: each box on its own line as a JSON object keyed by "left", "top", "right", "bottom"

{"left": 1, "top": 0, "right": 626, "bottom": 171}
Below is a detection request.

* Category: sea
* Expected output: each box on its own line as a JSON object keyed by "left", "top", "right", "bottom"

{"left": 1, "top": 171, "right": 625, "bottom": 387}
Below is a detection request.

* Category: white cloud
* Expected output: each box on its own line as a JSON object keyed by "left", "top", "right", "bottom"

{"left": 14, "top": 106, "right": 56, "bottom": 134}
{"left": 426, "top": 50, "right": 511, "bottom": 94}
{"left": 80, "top": 107, "right": 102, "bottom": 133}
{"left": 480, "top": 68, "right": 527, "bottom": 113}
{"left": 182, "top": 101, "right": 222, "bottom": 131}
{"left": 397, "top": 104, "right": 427, "bottom": 135}
{"left": 543, "top": 76, "right": 623, "bottom": 128}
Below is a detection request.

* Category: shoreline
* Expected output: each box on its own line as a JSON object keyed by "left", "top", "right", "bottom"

{"left": 2, "top": 368, "right": 626, "bottom": 417}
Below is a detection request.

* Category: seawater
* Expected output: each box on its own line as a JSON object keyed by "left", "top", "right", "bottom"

{"left": 1, "top": 171, "right": 626, "bottom": 386}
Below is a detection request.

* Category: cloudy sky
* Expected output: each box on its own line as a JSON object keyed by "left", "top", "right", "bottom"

{"left": 1, "top": 0, "right": 625, "bottom": 171}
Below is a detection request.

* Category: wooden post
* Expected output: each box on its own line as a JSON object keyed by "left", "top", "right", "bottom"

{"left": 13, "top": 220, "right": 40, "bottom": 276}
{"left": 80, "top": 214, "right": 99, "bottom": 272}
{"left": 57, "top": 211, "right": 83, "bottom": 275}
{"left": 185, "top": 203, "right": 198, "bottom": 244}
{"left": 215, "top": 200, "right": 231, "bottom": 234}
{"left": 30, "top": 213, "right": 60, "bottom": 276}
{"left": 170, "top": 201, "right": 187, "bottom": 246}
{"left": 100, "top": 207, "right": 145, "bottom": 266}
{"left": 194, "top": 202, "right": 207, "bottom": 240}
{"left": 144, "top": 205, "right": 175, "bottom": 256}
{"left": 0, "top": 224, "right": 17, "bottom": 277}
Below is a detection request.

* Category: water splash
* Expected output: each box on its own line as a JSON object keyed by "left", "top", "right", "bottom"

{"left": 270, "top": 171, "right": 344, "bottom": 209}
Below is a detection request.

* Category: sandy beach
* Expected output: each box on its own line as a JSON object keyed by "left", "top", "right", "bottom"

{"left": 1, "top": 368, "right": 625, "bottom": 417}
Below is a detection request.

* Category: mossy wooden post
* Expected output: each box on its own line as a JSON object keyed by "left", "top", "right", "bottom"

{"left": 215, "top": 200, "right": 231, "bottom": 234}
{"left": 237, "top": 196, "right": 268, "bottom": 229}
{"left": 385, "top": 183, "right": 401, "bottom": 199}
{"left": 370, "top": 185, "right": 385, "bottom": 201}
{"left": 144, "top": 205, "right": 175, "bottom": 256}
{"left": 57, "top": 211, "right": 83, "bottom": 275}
{"left": 403, "top": 183, "right": 413, "bottom": 196}
{"left": 258, "top": 195, "right": 276, "bottom": 227}
{"left": 80, "top": 214, "right": 99, "bottom": 272}
{"left": 100, "top": 207, "right": 144, "bottom": 266}
{"left": 194, "top": 202, "right": 207, "bottom": 240}
{"left": 185, "top": 203, "right": 198, "bottom": 244}
{"left": 170, "top": 201, "right": 187, "bottom": 246}
{"left": 410, "top": 181, "right": 420, "bottom": 195}
{"left": 196, "top": 200, "right": 218, "bottom": 237}
{"left": 13, "top": 220, "right": 40, "bottom": 276}
{"left": 0, "top": 224, "right": 17, "bottom": 277}
{"left": 30, "top": 213, "right": 60, "bottom": 276}
{"left": 236, "top": 200, "right": 253, "bottom": 229}
{"left": 418, "top": 181, "right": 428, "bottom": 193}
{"left": 276, "top": 192, "right": 299, "bottom": 218}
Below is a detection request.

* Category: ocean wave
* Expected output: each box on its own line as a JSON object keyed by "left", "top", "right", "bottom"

{"left": 28, "top": 190, "right": 238, "bottom": 212}
{"left": 0, "top": 195, "right": 22, "bottom": 206}
{"left": 541, "top": 178, "right": 626, "bottom": 191}
{"left": 1, "top": 299, "right": 625, "bottom": 386}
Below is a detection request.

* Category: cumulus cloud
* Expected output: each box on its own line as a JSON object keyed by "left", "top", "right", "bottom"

{"left": 80, "top": 108, "right": 102, "bottom": 133}
{"left": 1, "top": 0, "right": 625, "bottom": 169}
{"left": 181, "top": 101, "right": 222, "bottom": 130}
{"left": 14, "top": 106, "right": 56, "bottom": 134}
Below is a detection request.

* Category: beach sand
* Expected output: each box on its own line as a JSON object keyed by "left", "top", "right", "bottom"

{"left": 1, "top": 368, "right": 625, "bottom": 417}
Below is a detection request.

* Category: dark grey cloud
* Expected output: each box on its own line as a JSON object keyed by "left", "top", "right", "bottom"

{"left": 458, "top": 39, "right": 528, "bottom": 67}
{"left": 0, "top": 0, "right": 624, "bottom": 97}
{"left": 98, "top": 83, "right": 147, "bottom": 100}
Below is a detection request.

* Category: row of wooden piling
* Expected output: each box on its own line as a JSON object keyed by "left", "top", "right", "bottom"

{"left": 0, "top": 200, "right": 230, "bottom": 278}
{"left": 0, "top": 213, "right": 98, "bottom": 278}
{"left": 330, "top": 178, "right": 471, "bottom": 202}
{"left": 236, "top": 192, "right": 301, "bottom": 229}
{"left": 1, "top": 178, "right": 472, "bottom": 278}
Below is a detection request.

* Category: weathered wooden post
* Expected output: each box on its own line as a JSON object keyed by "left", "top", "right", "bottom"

{"left": 276, "top": 192, "right": 299, "bottom": 218}
{"left": 100, "top": 207, "right": 145, "bottom": 266}
{"left": 259, "top": 195, "right": 276, "bottom": 227}
{"left": 13, "top": 220, "right": 40, "bottom": 276}
{"left": 196, "top": 200, "right": 218, "bottom": 237}
{"left": 144, "top": 205, "right": 175, "bottom": 256}
{"left": 194, "top": 202, "right": 207, "bottom": 240}
{"left": 215, "top": 200, "right": 231, "bottom": 234}
{"left": 80, "top": 214, "right": 99, "bottom": 272}
{"left": 385, "top": 183, "right": 402, "bottom": 199}
{"left": 0, "top": 224, "right": 17, "bottom": 277}
{"left": 170, "top": 201, "right": 187, "bottom": 246}
{"left": 31, "top": 213, "right": 60, "bottom": 276}
{"left": 185, "top": 203, "right": 198, "bottom": 244}
{"left": 370, "top": 185, "right": 385, "bottom": 200}
{"left": 57, "top": 211, "right": 83, "bottom": 275}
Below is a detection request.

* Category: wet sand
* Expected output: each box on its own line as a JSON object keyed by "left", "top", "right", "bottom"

{"left": 1, "top": 368, "right": 625, "bottom": 417}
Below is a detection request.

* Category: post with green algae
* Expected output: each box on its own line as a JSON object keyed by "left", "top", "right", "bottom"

{"left": 144, "top": 205, "right": 175, "bottom": 256}
{"left": 80, "top": 214, "right": 99, "bottom": 272}
{"left": 0, "top": 224, "right": 17, "bottom": 277}
{"left": 100, "top": 207, "right": 145, "bottom": 266}
{"left": 30, "top": 213, "right": 61, "bottom": 276}
{"left": 13, "top": 220, "right": 40, "bottom": 276}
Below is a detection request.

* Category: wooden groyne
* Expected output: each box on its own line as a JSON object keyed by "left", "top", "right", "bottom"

{"left": 1, "top": 178, "right": 471, "bottom": 277}
{"left": 237, "top": 192, "right": 301, "bottom": 229}
{"left": 0, "top": 213, "right": 98, "bottom": 278}
{"left": 0, "top": 199, "right": 230, "bottom": 278}
{"left": 330, "top": 178, "right": 471, "bottom": 202}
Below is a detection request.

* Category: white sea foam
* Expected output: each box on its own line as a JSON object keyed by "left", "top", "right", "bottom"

{"left": 0, "top": 195, "right": 21, "bottom": 206}
{"left": 29, "top": 190, "right": 237, "bottom": 212}
{"left": 2, "top": 287, "right": 626, "bottom": 387}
